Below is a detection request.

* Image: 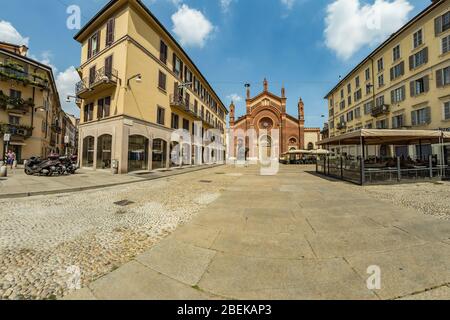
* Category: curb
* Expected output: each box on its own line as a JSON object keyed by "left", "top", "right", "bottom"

{"left": 0, "top": 164, "right": 223, "bottom": 200}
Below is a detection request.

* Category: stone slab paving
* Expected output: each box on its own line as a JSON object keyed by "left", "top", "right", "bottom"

{"left": 64, "top": 165, "right": 450, "bottom": 300}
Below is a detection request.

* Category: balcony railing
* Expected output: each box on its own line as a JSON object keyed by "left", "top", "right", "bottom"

{"left": 371, "top": 104, "right": 390, "bottom": 117}
{"left": 76, "top": 67, "right": 118, "bottom": 96}
{"left": 0, "top": 123, "right": 33, "bottom": 138}
{"left": 170, "top": 94, "right": 202, "bottom": 120}
{"left": 0, "top": 64, "right": 49, "bottom": 89}
{"left": 0, "top": 90, "right": 34, "bottom": 113}
{"left": 336, "top": 122, "right": 347, "bottom": 130}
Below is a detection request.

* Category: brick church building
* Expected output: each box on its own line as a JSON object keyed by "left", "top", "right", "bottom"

{"left": 229, "top": 79, "right": 321, "bottom": 160}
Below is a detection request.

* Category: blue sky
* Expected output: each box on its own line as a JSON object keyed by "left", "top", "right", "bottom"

{"left": 0, "top": 0, "right": 428, "bottom": 128}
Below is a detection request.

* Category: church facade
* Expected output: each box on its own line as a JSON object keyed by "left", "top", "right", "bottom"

{"left": 229, "top": 79, "right": 321, "bottom": 160}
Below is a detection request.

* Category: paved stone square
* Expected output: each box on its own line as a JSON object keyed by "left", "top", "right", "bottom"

{"left": 1, "top": 165, "right": 449, "bottom": 300}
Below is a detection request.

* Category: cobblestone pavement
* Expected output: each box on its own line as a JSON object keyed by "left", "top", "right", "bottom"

{"left": 0, "top": 166, "right": 239, "bottom": 300}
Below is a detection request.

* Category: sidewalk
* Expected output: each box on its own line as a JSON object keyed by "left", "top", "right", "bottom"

{"left": 0, "top": 164, "right": 221, "bottom": 199}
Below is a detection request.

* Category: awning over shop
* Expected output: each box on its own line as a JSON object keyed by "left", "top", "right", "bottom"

{"left": 318, "top": 129, "right": 447, "bottom": 146}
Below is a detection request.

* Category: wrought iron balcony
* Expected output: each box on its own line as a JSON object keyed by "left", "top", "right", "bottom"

{"left": 0, "top": 91, "right": 34, "bottom": 113}
{"left": 336, "top": 122, "right": 347, "bottom": 130}
{"left": 0, "top": 123, "right": 33, "bottom": 138}
{"left": 170, "top": 94, "right": 202, "bottom": 120}
{"left": 371, "top": 104, "right": 390, "bottom": 117}
{"left": 0, "top": 64, "right": 49, "bottom": 89}
{"left": 76, "top": 67, "right": 118, "bottom": 98}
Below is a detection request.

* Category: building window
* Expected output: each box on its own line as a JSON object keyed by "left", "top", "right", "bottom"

{"left": 97, "top": 97, "right": 111, "bottom": 119}
{"left": 88, "top": 31, "right": 100, "bottom": 59}
{"left": 160, "top": 40, "right": 168, "bottom": 64}
{"left": 354, "top": 89, "right": 362, "bottom": 101}
{"left": 392, "top": 114, "right": 404, "bottom": 128}
{"left": 364, "top": 101, "right": 373, "bottom": 115}
{"left": 378, "top": 74, "right": 384, "bottom": 87}
{"left": 182, "top": 118, "right": 189, "bottom": 131}
{"left": 391, "top": 86, "right": 405, "bottom": 104}
{"left": 340, "top": 89, "right": 344, "bottom": 99}
{"left": 173, "top": 54, "right": 182, "bottom": 79}
{"left": 347, "top": 83, "right": 351, "bottom": 94}
{"left": 347, "top": 95, "right": 352, "bottom": 106}
{"left": 157, "top": 106, "right": 165, "bottom": 125}
{"left": 355, "top": 76, "right": 360, "bottom": 88}
{"left": 340, "top": 100, "right": 345, "bottom": 110}
{"left": 435, "top": 11, "right": 450, "bottom": 35}
{"left": 444, "top": 101, "right": 450, "bottom": 120}
{"left": 355, "top": 107, "right": 361, "bottom": 118}
{"left": 365, "top": 122, "right": 373, "bottom": 129}
{"left": 158, "top": 71, "right": 166, "bottom": 91}
{"left": 106, "top": 18, "right": 115, "bottom": 47}
{"left": 376, "top": 119, "right": 388, "bottom": 129}
{"left": 365, "top": 84, "right": 371, "bottom": 95}
{"left": 375, "top": 95, "right": 385, "bottom": 108}
{"left": 9, "top": 115, "right": 20, "bottom": 125}
{"left": 365, "top": 68, "right": 370, "bottom": 81}
{"left": 9, "top": 89, "right": 21, "bottom": 99}
{"left": 409, "top": 47, "right": 428, "bottom": 69}
{"left": 393, "top": 44, "right": 401, "bottom": 61}
{"left": 84, "top": 103, "right": 94, "bottom": 122}
{"left": 413, "top": 29, "right": 423, "bottom": 49}
{"left": 171, "top": 113, "right": 179, "bottom": 129}
{"left": 377, "top": 58, "right": 384, "bottom": 72}
{"left": 410, "top": 76, "right": 429, "bottom": 96}
{"left": 346, "top": 110, "right": 354, "bottom": 122}
{"left": 89, "top": 66, "right": 96, "bottom": 85}
{"left": 442, "top": 35, "right": 450, "bottom": 54}
{"left": 411, "top": 107, "right": 431, "bottom": 126}
{"left": 390, "top": 61, "right": 404, "bottom": 80}
{"left": 436, "top": 66, "right": 450, "bottom": 87}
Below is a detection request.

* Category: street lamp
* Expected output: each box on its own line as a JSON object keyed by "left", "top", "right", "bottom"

{"left": 127, "top": 74, "right": 142, "bottom": 87}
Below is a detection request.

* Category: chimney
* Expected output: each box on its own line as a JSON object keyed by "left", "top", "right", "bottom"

{"left": 19, "top": 45, "right": 28, "bottom": 56}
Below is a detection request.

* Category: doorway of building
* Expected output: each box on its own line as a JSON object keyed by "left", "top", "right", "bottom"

{"left": 152, "top": 139, "right": 167, "bottom": 170}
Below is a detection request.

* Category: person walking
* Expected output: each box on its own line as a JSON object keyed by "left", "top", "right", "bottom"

{"left": 10, "top": 150, "right": 16, "bottom": 169}
{"left": 6, "top": 150, "right": 13, "bottom": 168}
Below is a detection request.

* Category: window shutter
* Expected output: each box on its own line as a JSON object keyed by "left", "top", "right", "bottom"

{"left": 400, "top": 61, "right": 405, "bottom": 75}
{"left": 423, "top": 75, "right": 429, "bottom": 92}
{"left": 390, "top": 89, "right": 395, "bottom": 103}
{"left": 390, "top": 67, "right": 394, "bottom": 80}
{"left": 435, "top": 16, "right": 442, "bottom": 36}
{"left": 409, "top": 55, "right": 414, "bottom": 70}
{"left": 445, "top": 103, "right": 450, "bottom": 120}
{"left": 87, "top": 37, "right": 92, "bottom": 59}
{"left": 97, "top": 99, "right": 103, "bottom": 119}
{"left": 423, "top": 47, "right": 428, "bottom": 64}
{"left": 401, "top": 86, "right": 405, "bottom": 101}
{"left": 436, "top": 69, "right": 443, "bottom": 87}
{"left": 174, "top": 81, "right": 178, "bottom": 98}
{"left": 410, "top": 80, "right": 415, "bottom": 97}
{"left": 180, "top": 61, "right": 184, "bottom": 80}
{"left": 411, "top": 111, "right": 417, "bottom": 126}
{"left": 392, "top": 116, "right": 396, "bottom": 128}
{"left": 173, "top": 53, "right": 176, "bottom": 73}
{"left": 425, "top": 107, "right": 431, "bottom": 124}
{"left": 96, "top": 31, "right": 100, "bottom": 53}
{"left": 106, "top": 19, "right": 115, "bottom": 46}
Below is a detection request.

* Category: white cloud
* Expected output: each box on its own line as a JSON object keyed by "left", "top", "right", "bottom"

{"left": 171, "top": 4, "right": 215, "bottom": 48}
{"left": 0, "top": 20, "right": 29, "bottom": 46}
{"left": 281, "top": 0, "right": 296, "bottom": 10}
{"left": 324, "top": 0, "right": 413, "bottom": 60}
{"left": 30, "top": 51, "right": 58, "bottom": 73}
{"left": 55, "top": 66, "right": 80, "bottom": 116}
{"left": 227, "top": 93, "right": 242, "bottom": 103}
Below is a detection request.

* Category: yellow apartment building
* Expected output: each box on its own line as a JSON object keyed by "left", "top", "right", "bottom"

{"left": 0, "top": 42, "right": 65, "bottom": 162}
{"left": 324, "top": 0, "right": 449, "bottom": 160}
{"left": 74, "top": 0, "right": 228, "bottom": 173}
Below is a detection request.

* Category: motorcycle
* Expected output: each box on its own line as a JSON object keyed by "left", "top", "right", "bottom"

{"left": 59, "top": 155, "right": 78, "bottom": 174}
{"left": 24, "top": 154, "right": 78, "bottom": 176}
{"left": 24, "top": 156, "right": 61, "bottom": 176}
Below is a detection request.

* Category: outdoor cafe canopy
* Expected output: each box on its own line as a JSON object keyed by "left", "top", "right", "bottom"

{"left": 317, "top": 129, "right": 449, "bottom": 146}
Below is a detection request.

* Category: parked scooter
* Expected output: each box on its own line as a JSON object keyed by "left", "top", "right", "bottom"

{"left": 24, "top": 156, "right": 61, "bottom": 176}
{"left": 24, "top": 154, "right": 78, "bottom": 176}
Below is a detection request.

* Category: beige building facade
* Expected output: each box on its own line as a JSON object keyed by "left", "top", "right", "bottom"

{"left": 325, "top": 0, "right": 449, "bottom": 159}
{"left": 0, "top": 42, "right": 65, "bottom": 162}
{"left": 74, "top": 0, "right": 227, "bottom": 174}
